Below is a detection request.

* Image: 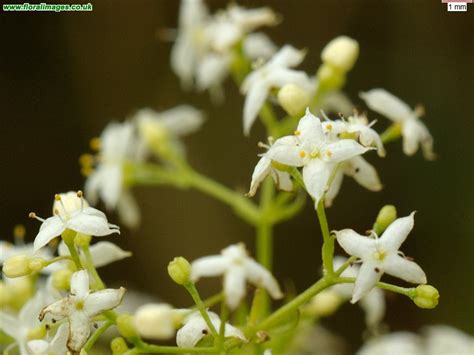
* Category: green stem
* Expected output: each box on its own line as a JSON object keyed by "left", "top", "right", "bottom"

{"left": 260, "top": 103, "right": 280, "bottom": 137}
{"left": 316, "top": 201, "right": 334, "bottom": 275}
{"left": 81, "top": 245, "right": 106, "bottom": 289}
{"left": 257, "top": 178, "right": 274, "bottom": 269}
{"left": 380, "top": 123, "right": 402, "bottom": 144}
{"left": 334, "top": 256, "right": 358, "bottom": 276}
{"left": 185, "top": 283, "right": 218, "bottom": 337}
{"left": 336, "top": 277, "right": 416, "bottom": 298}
{"left": 62, "top": 232, "right": 82, "bottom": 270}
{"left": 43, "top": 255, "right": 72, "bottom": 267}
{"left": 133, "top": 341, "right": 218, "bottom": 354}
{"left": 83, "top": 321, "right": 112, "bottom": 351}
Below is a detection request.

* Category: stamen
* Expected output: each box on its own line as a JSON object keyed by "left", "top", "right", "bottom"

{"left": 326, "top": 124, "right": 333, "bottom": 130}
{"left": 55, "top": 194, "right": 67, "bottom": 216}
{"left": 414, "top": 104, "right": 425, "bottom": 117}
{"left": 294, "top": 130, "right": 301, "bottom": 136}
{"left": 258, "top": 142, "right": 270, "bottom": 149}
{"left": 320, "top": 109, "right": 330, "bottom": 121}
{"left": 89, "top": 137, "right": 101, "bottom": 151}
{"left": 13, "top": 224, "right": 26, "bottom": 245}
{"left": 368, "top": 119, "right": 378, "bottom": 128}
{"left": 299, "top": 150, "right": 306, "bottom": 158}
{"left": 77, "top": 190, "right": 84, "bottom": 211}
{"left": 29, "top": 212, "right": 45, "bottom": 223}
{"left": 54, "top": 209, "right": 65, "bottom": 223}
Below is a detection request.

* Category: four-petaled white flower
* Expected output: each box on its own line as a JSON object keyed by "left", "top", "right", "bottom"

{"left": 39, "top": 270, "right": 126, "bottom": 352}
{"left": 176, "top": 311, "right": 246, "bottom": 348}
{"left": 334, "top": 212, "right": 427, "bottom": 303}
{"left": 0, "top": 291, "right": 48, "bottom": 355}
{"left": 241, "top": 45, "right": 313, "bottom": 135}
{"left": 32, "top": 192, "right": 119, "bottom": 251}
{"left": 85, "top": 121, "right": 145, "bottom": 228}
{"left": 360, "top": 88, "right": 435, "bottom": 160}
{"left": 266, "top": 109, "right": 371, "bottom": 205}
{"left": 191, "top": 243, "right": 283, "bottom": 309}
{"left": 27, "top": 323, "right": 68, "bottom": 355}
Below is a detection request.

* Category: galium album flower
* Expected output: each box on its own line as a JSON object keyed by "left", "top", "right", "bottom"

{"left": 334, "top": 212, "right": 427, "bottom": 303}
{"left": 266, "top": 109, "right": 371, "bottom": 205}
{"left": 39, "top": 270, "right": 126, "bottom": 352}
{"left": 360, "top": 88, "right": 435, "bottom": 160}
{"left": 133, "top": 303, "right": 188, "bottom": 340}
{"left": 191, "top": 243, "right": 283, "bottom": 309}
{"left": 176, "top": 311, "right": 246, "bottom": 348}
{"left": 27, "top": 323, "right": 68, "bottom": 355}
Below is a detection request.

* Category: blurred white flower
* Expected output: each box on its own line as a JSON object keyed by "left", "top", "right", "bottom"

{"left": 357, "top": 332, "right": 423, "bottom": 355}
{"left": 334, "top": 213, "right": 427, "bottom": 303}
{"left": 39, "top": 270, "right": 125, "bottom": 352}
{"left": 243, "top": 32, "right": 277, "bottom": 61}
{"left": 176, "top": 311, "right": 246, "bottom": 348}
{"left": 267, "top": 109, "right": 370, "bottom": 205}
{"left": 360, "top": 88, "right": 435, "bottom": 160}
{"left": 27, "top": 323, "right": 68, "bottom": 355}
{"left": 424, "top": 325, "right": 474, "bottom": 355}
{"left": 191, "top": 243, "right": 283, "bottom": 309}
{"left": 133, "top": 303, "right": 188, "bottom": 340}
{"left": 241, "top": 45, "right": 313, "bottom": 135}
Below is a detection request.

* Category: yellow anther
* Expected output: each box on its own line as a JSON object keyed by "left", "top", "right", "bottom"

{"left": 326, "top": 124, "right": 333, "bottom": 130}
{"left": 299, "top": 150, "right": 306, "bottom": 158}
{"left": 89, "top": 137, "right": 101, "bottom": 151}
{"left": 81, "top": 166, "right": 93, "bottom": 177}
{"left": 54, "top": 194, "right": 61, "bottom": 201}
{"left": 13, "top": 225, "right": 26, "bottom": 239}
{"left": 79, "top": 154, "right": 94, "bottom": 167}
{"left": 76, "top": 190, "right": 83, "bottom": 198}
{"left": 28, "top": 212, "right": 36, "bottom": 219}
{"left": 53, "top": 208, "right": 60, "bottom": 215}
{"left": 294, "top": 130, "right": 301, "bottom": 136}
{"left": 326, "top": 150, "right": 332, "bottom": 158}
{"left": 373, "top": 251, "right": 386, "bottom": 261}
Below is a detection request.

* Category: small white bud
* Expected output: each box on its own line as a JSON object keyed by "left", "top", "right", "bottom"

{"left": 321, "top": 36, "right": 359, "bottom": 72}
{"left": 134, "top": 303, "right": 187, "bottom": 340}
{"left": 277, "top": 84, "right": 311, "bottom": 116}
{"left": 3, "top": 255, "right": 32, "bottom": 278}
{"left": 304, "top": 290, "right": 342, "bottom": 317}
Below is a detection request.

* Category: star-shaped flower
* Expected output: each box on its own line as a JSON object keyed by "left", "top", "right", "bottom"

{"left": 191, "top": 243, "right": 283, "bottom": 309}
{"left": 176, "top": 311, "right": 246, "bottom": 348}
{"left": 360, "top": 89, "right": 435, "bottom": 160}
{"left": 334, "top": 212, "right": 427, "bottom": 303}
{"left": 32, "top": 192, "right": 119, "bottom": 251}
{"left": 266, "top": 109, "right": 371, "bottom": 205}
{"left": 241, "top": 45, "right": 313, "bottom": 135}
{"left": 39, "top": 270, "right": 125, "bottom": 352}
{"left": 27, "top": 323, "right": 68, "bottom": 355}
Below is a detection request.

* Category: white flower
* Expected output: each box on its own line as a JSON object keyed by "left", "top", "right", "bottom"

{"left": 357, "top": 332, "right": 423, "bottom": 355}
{"left": 334, "top": 212, "right": 427, "bottom": 303}
{"left": 424, "top": 325, "right": 474, "bottom": 355}
{"left": 133, "top": 303, "right": 187, "bottom": 340}
{"left": 243, "top": 32, "right": 277, "bottom": 61}
{"left": 267, "top": 109, "right": 371, "bottom": 205}
{"left": 39, "top": 270, "right": 125, "bottom": 351}
{"left": 176, "top": 311, "right": 246, "bottom": 348}
{"left": 360, "top": 88, "right": 435, "bottom": 160}
{"left": 241, "top": 45, "right": 313, "bottom": 135}
{"left": 27, "top": 324, "right": 68, "bottom": 355}
{"left": 85, "top": 121, "right": 144, "bottom": 228}
{"left": 32, "top": 192, "right": 119, "bottom": 251}
{"left": 0, "top": 291, "right": 48, "bottom": 355}
{"left": 191, "top": 243, "right": 283, "bottom": 309}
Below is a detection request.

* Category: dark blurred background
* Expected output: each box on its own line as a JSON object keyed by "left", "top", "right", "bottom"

{"left": 1, "top": 0, "right": 473, "bottom": 351}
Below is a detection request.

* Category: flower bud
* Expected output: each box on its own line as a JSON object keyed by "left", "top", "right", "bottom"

{"left": 3, "top": 255, "right": 32, "bottom": 278}
{"left": 321, "top": 36, "right": 359, "bottom": 72}
{"left": 317, "top": 64, "right": 346, "bottom": 91}
{"left": 52, "top": 269, "right": 73, "bottom": 291}
{"left": 28, "top": 257, "right": 46, "bottom": 273}
{"left": 277, "top": 84, "right": 311, "bottom": 116}
{"left": 111, "top": 337, "right": 129, "bottom": 355}
{"left": 373, "top": 205, "right": 397, "bottom": 235}
{"left": 304, "top": 290, "right": 342, "bottom": 317}
{"left": 116, "top": 314, "right": 138, "bottom": 339}
{"left": 134, "top": 303, "right": 186, "bottom": 340}
{"left": 413, "top": 285, "right": 439, "bottom": 309}
{"left": 168, "top": 257, "right": 191, "bottom": 285}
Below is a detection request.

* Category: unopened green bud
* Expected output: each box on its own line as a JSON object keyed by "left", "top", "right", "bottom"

{"left": 75, "top": 233, "right": 92, "bottom": 247}
{"left": 317, "top": 64, "right": 346, "bottom": 91}
{"left": 52, "top": 269, "right": 73, "bottom": 291}
{"left": 28, "top": 257, "right": 46, "bottom": 273}
{"left": 413, "top": 285, "right": 439, "bottom": 309}
{"left": 321, "top": 36, "right": 359, "bottom": 72}
{"left": 3, "top": 255, "right": 32, "bottom": 278}
{"left": 111, "top": 337, "right": 129, "bottom": 354}
{"left": 304, "top": 290, "right": 342, "bottom": 317}
{"left": 277, "top": 84, "right": 311, "bottom": 116}
{"left": 168, "top": 257, "right": 191, "bottom": 285}
{"left": 116, "top": 314, "right": 138, "bottom": 339}
{"left": 373, "top": 205, "right": 397, "bottom": 235}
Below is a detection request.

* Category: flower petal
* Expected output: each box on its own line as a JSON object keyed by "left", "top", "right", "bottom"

{"left": 383, "top": 254, "right": 427, "bottom": 284}
{"left": 224, "top": 266, "right": 247, "bottom": 310}
{"left": 248, "top": 156, "right": 272, "bottom": 197}
{"left": 335, "top": 229, "right": 375, "bottom": 259}
{"left": 302, "top": 159, "right": 333, "bottom": 205}
{"left": 176, "top": 312, "right": 211, "bottom": 348}
{"left": 296, "top": 109, "right": 325, "bottom": 145}
{"left": 196, "top": 54, "right": 230, "bottom": 91}
{"left": 67, "top": 312, "right": 90, "bottom": 352}
{"left": 158, "top": 105, "right": 205, "bottom": 137}
{"left": 324, "top": 168, "right": 344, "bottom": 207}
{"left": 271, "top": 169, "right": 293, "bottom": 192}
{"left": 243, "top": 80, "right": 269, "bottom": 135}
{"left": 34, "top": 216, "right": 65, "bottom": 251}
{"left": 244, "top": 259, "right": 283, "bottom": 300}
{"left": 359, "top": 288, "right": 385, "bottom": 328}
{"left": 243, "top": 32, "right": 277, "bottom": 61}
{"left": 84, "top": 287, "right": 126, "bottom": 317}
{"left": 116, "top": 190, "right": 141, "bottom": 229}
{"left": 268, "top": 45, "right": 305, "bottom": 68}
{"left": 71, "top": 270, "right": 90, "bottom": 299}
{"left": 344, "top": 156, "right": 382, "bottom": 191}
{"left": 352, "top": 261, "right": 382, "bottom": 303}
{"left": 267, "top": 136, "right": 305, "bottom": 167}
{"left": 0, "top": 312, "right": 20, "bottom": 339}
{"left": 89, "top": 242, "right": 132, "bottom": 268}
{"left": 379, "top": 213, "right": 415, "bottom": 252}
{"left": 28, "top": 339, "right": 49, "bottom": 355}
{"left": 67, "top": 207, "right": 119, "bottom": 237}
{"left": 40, "top": 298, "right": 73, "bottom": 321}
{"left": 322, "top": 139, "right": 370, "bottom": 163}
{"left": 49, "top": 323, "right": 69, "bottom": 353}
{"left": 191, "top": 256, "right": 228, "bottom": 282}
{"left": 19, "top": 290, "right": 46, "bottom": 325}
{"left": 360, "top": 89, "right": 413, "bottom": 122}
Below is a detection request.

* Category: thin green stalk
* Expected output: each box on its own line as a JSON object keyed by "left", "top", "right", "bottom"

{"left": 185, "top": 283, "right": 218, "bottom": 337}
{"left": 336, "top": 277, "right": 416, "bottom": 298}
{"left": 133, "top": 341, "right": 218, "bottom": 354}
{"left": 335, "top": 256, "right": 358, "bottom": 276}
{"left": 81, "top": 245, "right": 105, "bottom": 289}
{"left": 62, "top": 232, "right": 82, "bottom": 270}
{"left": 316, "top": 201, "right": 334, "bottom": 275}
{"left": 83, "top": 321, "right": 112, "bottom": 351}
{"left": 260, "top": 103, "right": 280, "bottom": 137}
{"left": 257, "top": 178, "right": 274, "bottom": 269}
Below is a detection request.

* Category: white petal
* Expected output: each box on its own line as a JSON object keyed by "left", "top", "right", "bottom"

{"left": 243, "top": 32, "right": 277, "bottom": 61}
{"left": 352, "top": 261, "right": 382, "bottom": 303}
{"left": 379, "top": 213, "right": 415, "bottom": 252}
{"left": 40, "top": 298, "right": 73, "bottom": 321}
{"left": 267, "top": 69, "right": 312, "bottom": 92}
{"left": 191, "top": 256, "right": 229, "bottom": 282}
{"left": 302, "top": 160, "right": 333, "bottom": 205}
{"left": 34, "top": 216, "right": 65, "bottom": 251}
{"left": 344, "top": 156, "right": 382, "bottom": 191}
{"left": 71, "top": 270, "right": 90, "bottom": 299}
{"left": 296, "top": 109, "right": 324, "bottom": 145}
{"left": 402, "top": 118, "right": 435, "bottom": 160}
{"left": 269, "top": 45, "right": 305, "bottom": 68}
{"left": 27, "top": 339, "right": 49, "bottom": 355}
{"left": 49, "top": 323, "right": 69, "bottom": 354}
{"left": 84, "top": 287, "right": 125, "bottom": 317}
{"left": 67, "top": 207, "right": 119, "bottom": 237}
{"left": 19, "top": 291, "right": 46, "bottom": 325}
{"left": 97, "top": 164, "right": 123, "bottom": 209}
{"left": 321, "top": 91, "right": 354, "bottom": 117}
{"left": 359, "top": 288, "right": 385, "bottom": 328}
{"left": 116, "top": 190, "right": 141, "bottom": 229}
{"left": 89, "top": 242, "right": 132, "bottom": 268}
{"left": 244, "top": 259, "right": 283, "bottom": 300}
{"left": 229, "top": 5, "right": 277, "bottom": 31}
{"left": 171, "top": 36, "right": 196, "bottom": 90}
{"left": 335, "top": 229, "right": 375, "bottom": 259}
{"left": 158, "top": 105, "right": 205, "bottom": 137}
{"left": 248, "top": 156, "right": 272, "bottom": 197}
{"left": 360, "top": 89, "right": 413, "bottom": 122}
{"left": 324, "top": 168, "right": 344, "bottom": 208}
{"left": 383, "top": 254, "right": 427, "bottom": 284}
{"left": 224, "top": 267, "right": 247, "bottom": 310}
{"left": 67, "top": 312, "right": 90, "bottom": 352}
{"left": 267, "top": 136, "right": 305, "bottom": 167}
{"left": 243, "top": 80, "right": 269, "bottom": 135}
{"left": 196, "top": 54, "right": 230, "bottom": 91}
{"left": 271, "top": 169, "right": 293, "bottom": 192}
{"left": 176, "top": 312, "right": 212, "bottom": 348}
{"left": 322, "top": 139, "right": 370, "bottom": 163}
{"left": 0, "top": 312, "right": 20, "bottom": 339}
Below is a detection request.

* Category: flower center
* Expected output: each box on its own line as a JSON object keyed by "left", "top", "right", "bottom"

{"left": 76, "top": 300, "right": 85, "bottom": 311}
{"left": 373, "top": 250, "right": 386, "bottom": 261}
